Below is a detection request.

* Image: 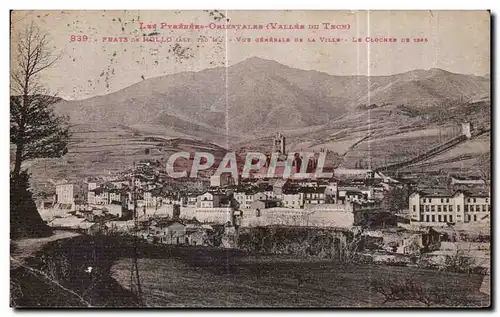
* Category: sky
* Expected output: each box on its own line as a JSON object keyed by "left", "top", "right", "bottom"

{"left": 10, "top": 10, "right": 490, "bottom": 100}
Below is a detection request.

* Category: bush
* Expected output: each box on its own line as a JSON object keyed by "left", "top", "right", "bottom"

{"left": 237, "top": 227, "right": 362, "bottom": 263}
{"left": 371, "top": 275, "right": 471, "bottom": 307}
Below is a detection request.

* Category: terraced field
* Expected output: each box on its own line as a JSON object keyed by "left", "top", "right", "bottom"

{"left": 26, "top": 124, "right": 228, "bottom": 196}
{"left": 403, "top": 131, "right": 491, "bottom": 175}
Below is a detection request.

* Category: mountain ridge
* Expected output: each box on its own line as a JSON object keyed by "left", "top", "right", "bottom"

{"left": 53, "top": 57, "right": 490, "bottom": 145}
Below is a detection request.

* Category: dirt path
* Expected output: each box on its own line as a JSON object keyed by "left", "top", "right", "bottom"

{"left": 11, "top": 230, "right": 81, "bottom": 268}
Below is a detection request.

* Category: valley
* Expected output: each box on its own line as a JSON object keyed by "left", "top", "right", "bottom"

{"left": 24, "top": 57, "right": 490, "bottom": 194}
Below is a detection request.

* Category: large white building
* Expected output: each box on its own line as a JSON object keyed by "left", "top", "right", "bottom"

{"left": 55, "top": 181, "right": 88, "bottom": 204}
{"left": 409, "top": 189, "right": 490, "bottom": 224}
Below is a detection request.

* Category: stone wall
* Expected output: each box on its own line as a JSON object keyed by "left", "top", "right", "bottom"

{"left": 194, "top": 207, "right": 233, "bottom": 224}
{"left": 304, "top": 203, "right": 353, "bottom": 211}
{"left": 240, "top": 206, "right": 354, "bottom": 228}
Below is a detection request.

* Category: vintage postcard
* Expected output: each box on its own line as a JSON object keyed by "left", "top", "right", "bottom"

{"left": 10, "top": 10, "right": 491, "bottom": 308}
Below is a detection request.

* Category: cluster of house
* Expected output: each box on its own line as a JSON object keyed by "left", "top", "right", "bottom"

{"left": 41, "top": 160, "right": 177, "bottom": 210}
{"left": 37, "top": 152, "right": 491, "bottom": 234}
{"left": 199, "top": 173, "right": 386, "bottom": 210}
{"left": 363, "top": 225, "right": 442, "bottom": 256}
{"left": 38, "top": 164, "right": 390, "bottom": 230}
{"left": 137, "top": 217, "right": 224, "bottom": 246}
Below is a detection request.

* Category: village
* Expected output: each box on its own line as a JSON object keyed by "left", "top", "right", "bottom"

{"left": 34, "top": 131, "right": 491, "bottom": 286}
{"left": 8, "top": 10, "right": 492, "bottom": 308}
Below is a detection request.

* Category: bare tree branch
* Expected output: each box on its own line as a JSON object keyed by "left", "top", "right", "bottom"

{"left": 10, "top": 22, "right": 69, "bottom": 179}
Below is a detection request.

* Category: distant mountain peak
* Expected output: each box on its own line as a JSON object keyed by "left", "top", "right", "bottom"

{"left": 243, "top": 56, "right": 275, "bottom": 63}
{"left": 245, "top": 56, "right": 268, "bottom": 62}
{"left": 233, "top": 56, "right": 287, "bottom": 69}
{"left": 394, "top": 67, "right": 455, "bottom": 82}
{"left": 428, "top": 67, "right": 452, "bottom": 75}
{"left": 54, "top": 58, "right": 489, "bottom": 142}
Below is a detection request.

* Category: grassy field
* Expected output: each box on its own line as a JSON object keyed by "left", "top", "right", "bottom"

{"left": 110, "top": 246, "right": 489, "bottom": 308}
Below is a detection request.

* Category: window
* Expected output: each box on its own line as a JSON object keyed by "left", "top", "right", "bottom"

{"left": 420, "top": 215, "right": 424, "bottom": 222}
{"left": 446, "top": 198, "right": 450, "bottom": 203}
{"left": 468, "top": 198, "right": 471, "bottom": 203}
{"left": 443, "top": 215, "right": 447, "bottom": 222}
{"left": 443, "top": 205, "right": 447, "bottom": 212}
{"left": 413, "top": 205, "right": 416, "bottom": 212}
{"left": 425, "top": 205, "right": 430, "bottom": 212}
{"left": 449, "top": 205, "right": 453, "bottom": 211}
{"left": 431, "top": 205, "right": 435, "bottom": 212}
{"left": 441, "top": 199, "right": 444, "bottom": 203}
{"left": 488, "top": 205, "right": 491, "bottom": 212}
{"left": 426, "top": 215, "right": 429, "bottom": 222}
{"left": 482, "top": 205, "right": 486, "bottom": 212}
{"left": 473, "top": 198, "right": 477, "bottom": 203}
{"left": 457, "top": 205, "right": 460, "bottom": 212}
{"left": 474, "top": 215, "right": 477, "bottom": 221}
{"left": 431, "top": 215, "right": 435, "bottom": 222}
{"left": 429, "top": 198, "right": 432, "bottom": 203}
{"left": 422, "top": 198, "right": 426, "bottom": 203}
{"left": 438, "top": 215, "right": 442, "bottom": 222}
{"left": 437, "top": 206, "right": 441, "bottom": 212}
{"left": 449, "top": 215, "right": 453, "bottom": 222}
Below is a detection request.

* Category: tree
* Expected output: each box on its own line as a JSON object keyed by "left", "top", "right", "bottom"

{"left": 10, "top": 22, "right": 70, "bottom": 180}
{"left": 338, "top": 229, "right": 363, "bottom": 264}
{"left": 10, "top": 23, "right": 69, "bottom": 238}
{"left": 475, "top": 152, "right": 491, "bottom": 188}
{"left": 382, "top": 186, "right": 410, "bottom": 214}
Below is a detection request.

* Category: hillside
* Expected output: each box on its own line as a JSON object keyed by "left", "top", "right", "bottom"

{"left": 235, "top": 98, "right": 491, "bottom": 176}
{"left": 25, "top": 58, "right": 489, "bottom": 189}
{"left": 53, "top": 57, "right": 490, "bottom": 145}
{"left": 25, "top": 124, "right": 229, "bottom": 196}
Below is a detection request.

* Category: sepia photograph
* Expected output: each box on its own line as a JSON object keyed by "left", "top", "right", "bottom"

{"left": 9, "top": 10, "right": 491, "bottom": 308}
